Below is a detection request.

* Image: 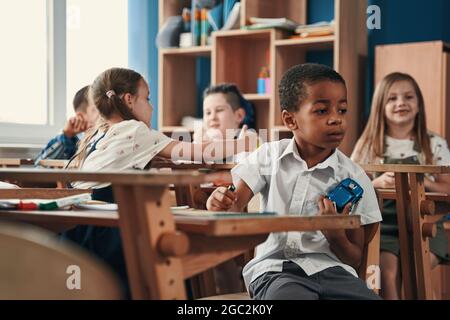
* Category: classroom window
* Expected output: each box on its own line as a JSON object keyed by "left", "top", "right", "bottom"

{"left": 66, "top": 0, "right": 128, "bottom": 117}
{"left": 0, "top": 0, "right": 128, "bottom": 146}
{"left": 0, "top": 0, "right": 48, "bottom": 125}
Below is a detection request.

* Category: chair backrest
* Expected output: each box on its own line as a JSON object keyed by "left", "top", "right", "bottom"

{"left": 0, "top": 222, "right": 122, "bottom": 299}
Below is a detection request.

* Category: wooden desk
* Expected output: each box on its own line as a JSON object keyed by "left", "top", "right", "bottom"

{"left": 362, "top": 164, "right": 450, "bottom": 300}
{"left": 0, "top": 158, "right": 34, "bottom": 168}
{"left": 0, "top": 168, "right": 361, "bottom": 300}
{"left": 151, "top": 160, "right": 235, "bottom": 209}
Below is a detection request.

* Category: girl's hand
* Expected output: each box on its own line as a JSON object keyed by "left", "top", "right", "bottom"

{"left": 193, "top": 127, "right": 224, "bottom": 143}
{"left": 205, "top": 128, "right": 224, "bottom": 141}
{"left": 317, "top": 196, "right": 351, "bottom": 241}
{"left": 206, "top": 186, "right": 237, "bottom": 211}
{"left": 372, "top": 172, "right": 395, "bottom": 189}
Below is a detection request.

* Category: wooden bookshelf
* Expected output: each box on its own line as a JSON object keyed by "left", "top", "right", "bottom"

{"left": 158, "top": 0, "right": 367, "bottom": 154}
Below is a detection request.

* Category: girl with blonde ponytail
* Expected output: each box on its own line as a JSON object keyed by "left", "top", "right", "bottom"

{"left": 64, "top": 68, "right": 256, "bottom": 297}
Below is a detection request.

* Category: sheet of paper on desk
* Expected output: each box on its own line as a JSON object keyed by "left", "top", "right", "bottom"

{"left": 73, "top": 201, "right": 119, "bottom": 211}
{"left": 172, "top": 209, "right": 278, "bottom": 218}
{"left": 73, "top": 202, "right": 191, "bottom": 212}
{"left": 0, "top": 201, "right": 17, "bottom": 209}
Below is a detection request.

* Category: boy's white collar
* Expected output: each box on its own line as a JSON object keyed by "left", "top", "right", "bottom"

{"left": 277, "top": 137, "right": 339, "bottom": 172}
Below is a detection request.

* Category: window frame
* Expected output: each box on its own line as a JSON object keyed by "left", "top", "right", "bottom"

{"left": 0, "top": 0, "right": 66, "bottom": 146}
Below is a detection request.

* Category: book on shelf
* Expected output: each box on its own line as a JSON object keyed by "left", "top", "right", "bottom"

{"left": 248, "top": 17, "right": 299, "bottom": 31}
{"left": 200, "top": 8, "right": 210, "bottom": 46}
{"left": 223, "top": 0, "right": 238, "bottom": 26}
{"left": 294, "top": 20, "right": 335, "bottom": 37}
{"left": 207, "top": 1, "right": 223, "bottom": 31}
{"left": 221, "top": 1, "right": 240, "bottom": 31}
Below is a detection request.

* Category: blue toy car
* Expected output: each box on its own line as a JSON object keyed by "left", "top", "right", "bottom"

{"left": 326, "top": 178, "right": 364, "bottom": 213}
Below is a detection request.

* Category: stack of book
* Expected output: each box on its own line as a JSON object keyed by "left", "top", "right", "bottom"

{"left": 244, "top": 17, "right": 299, "bottom": 31}
{"left": 294, "top": 21, "right": 334, "bottom": 38}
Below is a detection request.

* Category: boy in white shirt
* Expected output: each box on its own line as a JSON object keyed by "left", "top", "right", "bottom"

{"left": 207, "top": 63, "right": 383, "bottom": 300}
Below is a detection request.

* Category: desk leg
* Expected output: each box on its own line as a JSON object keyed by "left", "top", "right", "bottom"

{"left": 174, "top": 185, "right": 196, "bottom": 208}
{"left": 395, "top": 172, "right": 417, "bottom": 299}
{"left": 114, "top": 185, "right": 148, "bottom": 299}
{"left": 409, "top": 173, "right": 433, "bottom": 299}
{"left": 115, "top": 185, "right": 186, "bottom": 300}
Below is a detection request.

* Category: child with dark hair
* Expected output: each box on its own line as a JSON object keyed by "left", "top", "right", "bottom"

{"left": 194, "top": 83, "right": 255, "bottom": 142}
{"left": 34, "top": 85, "right": 99, "bottom": 164}
{"left": 206, "top": 63, "right": 382, "bottom": 300}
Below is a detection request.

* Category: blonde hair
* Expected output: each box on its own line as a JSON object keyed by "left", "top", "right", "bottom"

{"left": 352, "top": 72, "right": 433, "bottom": 165}
{"left": 72, "top": 68, "right": 143, "bottom": 168}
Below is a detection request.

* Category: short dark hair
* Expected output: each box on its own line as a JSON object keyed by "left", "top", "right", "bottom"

{"left": 72, "top": 85, "right": 91, "bottom": 113}
{"left": 278, "top": 63, "right": 346, "bottom": 112}
{"left": 203, "top": 83, "right": 243, "bottom": 111}
{"left": 203, "top": 83, "right": 255, "bottom": 129}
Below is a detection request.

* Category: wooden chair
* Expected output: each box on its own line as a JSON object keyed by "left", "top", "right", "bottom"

{"left": 0, "top": 221, "right": 122, "bottom": 299}
{"left": 362, "top": 164, "right": 450, "bottom": 300}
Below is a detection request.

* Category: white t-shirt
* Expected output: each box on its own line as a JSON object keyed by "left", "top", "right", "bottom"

{"left": 232, "top": 138, "right": 382, "bottom": 289}
{"left": 384, "top": 133, "right": 450, "bottom": 165}
{"left": 73, "top": 120, "right": 172, "bottom": 189}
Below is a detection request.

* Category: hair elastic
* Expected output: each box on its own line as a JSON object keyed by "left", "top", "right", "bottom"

{"left": 106, "top": 90, "right": 116, "bottom": 99}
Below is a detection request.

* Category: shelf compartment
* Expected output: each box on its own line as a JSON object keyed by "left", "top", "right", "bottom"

{"left": 213, "top": 30, "right": 274, "bottom": 94}
{"left": 241, "top": 0, "right": 307, "bottom": 27}
{"left": 251, "top": 99, "right": 270, "bottom": 133}
{"left": 273, "top": 39, "right": 335, "bottom": 127}
{"left": 159, "top": 53, "right": 210, "bottom": 128}
{"left": 159, "top": 0, "right": 191, "bottom": 28}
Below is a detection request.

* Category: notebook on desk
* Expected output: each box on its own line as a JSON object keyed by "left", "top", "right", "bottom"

{"left": 73, "top": 201, "right": 191, "bottom": 212}
{"left": 172, "top": 209, "right": 277, "bottom": 218}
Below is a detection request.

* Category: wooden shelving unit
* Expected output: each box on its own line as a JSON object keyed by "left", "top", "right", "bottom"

{"left": 158, "top": 0, "right": 367, "bottom": 154}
